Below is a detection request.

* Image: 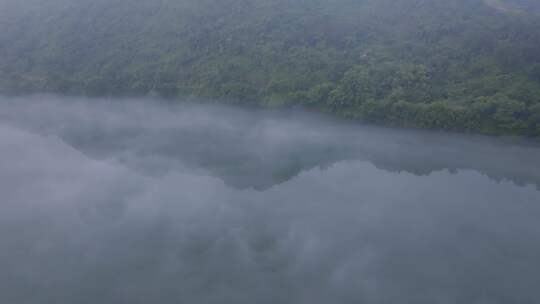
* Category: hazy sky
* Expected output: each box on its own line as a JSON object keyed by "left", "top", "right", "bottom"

{"left": 1, "top": 95, "right": 540, "bottom": 304}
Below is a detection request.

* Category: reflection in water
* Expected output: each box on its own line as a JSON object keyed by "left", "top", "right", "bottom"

{"left": 1, "top": 95, "right": 540, "bottom": 304}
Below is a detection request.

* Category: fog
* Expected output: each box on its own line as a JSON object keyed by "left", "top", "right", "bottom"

{"left": 1, "top": 95, "right": 540, "bottom": 304}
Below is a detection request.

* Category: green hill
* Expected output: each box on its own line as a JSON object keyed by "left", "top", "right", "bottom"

{"left": 1, "top": 0, "right": 540, "bottom": 136}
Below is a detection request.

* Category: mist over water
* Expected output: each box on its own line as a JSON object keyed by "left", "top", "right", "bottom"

{"left": 1, "top": 95, "right": 540, "bottom": 304}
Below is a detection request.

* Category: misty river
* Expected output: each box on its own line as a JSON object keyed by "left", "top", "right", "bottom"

{"left": 1, "top": 95, "right": 540, "bottom": 304}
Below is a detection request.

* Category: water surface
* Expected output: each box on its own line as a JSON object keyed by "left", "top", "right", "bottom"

{"left": 1, "top": 95, "right": 539, "bottom": 304}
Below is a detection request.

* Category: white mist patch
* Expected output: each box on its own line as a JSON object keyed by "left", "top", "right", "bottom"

{"left": 1, "top": 95, "right": 540, "bottom": 304}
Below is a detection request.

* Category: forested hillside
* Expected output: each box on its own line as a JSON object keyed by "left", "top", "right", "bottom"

{"left": 1, "top": 0, "right": 540, "bottom": 136}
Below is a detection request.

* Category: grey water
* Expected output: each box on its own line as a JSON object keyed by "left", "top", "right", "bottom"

{"left": 1, "top": 95, "right": 539, "bottom": 304}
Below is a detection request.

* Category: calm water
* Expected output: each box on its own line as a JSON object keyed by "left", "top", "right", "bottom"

{"left": 1, "top": 95, "right": 540, "bottom": 304}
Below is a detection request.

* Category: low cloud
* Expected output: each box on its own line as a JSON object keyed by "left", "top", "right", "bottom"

{"left": 1, "top": 95, "right": 540, "bottom": 304}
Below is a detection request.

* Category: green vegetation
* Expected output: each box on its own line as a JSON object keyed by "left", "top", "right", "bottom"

{"left": 1, "top": 0, "right": 540, "bottom": 136}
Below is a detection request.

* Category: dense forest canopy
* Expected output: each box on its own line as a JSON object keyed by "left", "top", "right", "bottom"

{"left": 1, "top": 0, "right": 540, "bottom": 136}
